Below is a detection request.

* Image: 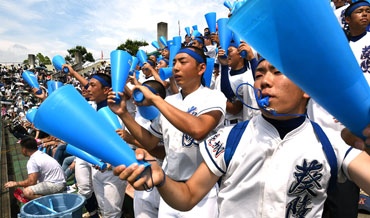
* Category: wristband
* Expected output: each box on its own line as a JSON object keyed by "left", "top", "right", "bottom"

{"left": 156, "top": 169, "right": 166, "bottom": 188}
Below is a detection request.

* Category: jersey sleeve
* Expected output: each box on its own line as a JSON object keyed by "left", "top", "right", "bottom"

{"left": 148, "top": 115, "right": 163, "bottom": 139}
{"left": 200, "top": 126, "right": 233, "bottom": 177}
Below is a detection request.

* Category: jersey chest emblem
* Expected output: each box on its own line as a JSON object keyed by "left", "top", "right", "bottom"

{"left": 286, "top": 159, "right": 323, "bottom": 218}
{"left": 182, "top": 106, "right": 199, "bottom": 147}
{"left": 361, "top": 45, "right": 370, "bottom": 74}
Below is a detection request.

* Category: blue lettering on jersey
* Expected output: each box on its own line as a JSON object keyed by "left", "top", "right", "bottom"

{"left": 207, "top": 133, "right": 224, "bottom": 158}
{"left": 361, "top": 45, "right": 370, "bottom": 74}
{"left": 286, "top": 159, "right": 323, "bottom": 218}
{"left": 182, "top": 106, "right": 199, "bottom": 147}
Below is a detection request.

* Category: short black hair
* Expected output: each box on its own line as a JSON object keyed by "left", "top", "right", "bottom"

{"left": 142, "top": 80, "right": 166, "bottom": 99}
{"left": 20, "top": 136, "right": 38, "bottom": 150}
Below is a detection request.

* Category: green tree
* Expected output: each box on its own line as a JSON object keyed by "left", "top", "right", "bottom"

{"left": 65, "top": 45, "right": 95, "bottom": 64}
{"left": 116, "top": 39, "right": 148, "bottom": 56}
{"left": 36, "top": 53, "right": 52, "bottom": 65}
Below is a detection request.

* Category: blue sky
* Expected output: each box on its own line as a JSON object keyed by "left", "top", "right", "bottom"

{"left": 0, "top": 0, "right": 229, "bottom": 63}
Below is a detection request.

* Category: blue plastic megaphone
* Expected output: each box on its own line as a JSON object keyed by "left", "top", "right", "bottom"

{"left": 217, "top": 18, "right": 233, "bottom": 56}
{"left": 159, "top": 67, "right": 173, "bottom": 81}
{"left": 185, "top": 27, "right": 191, "bottom": 36}
{"left": 66, "top": 144, "right": 107, "bottom": 170}
{"left": 26, "top": 108, "right": 38, "bottom": 124}
{"left": 228, "top": 0, "right": 370, "bottom": 138}
{"left": 203, "top": 58, "right": 215, "bottom": 87}
{"left": 205, "top": 12, "right": 217, "bottom": 33}
{"left": 152, "top": 41, "right": 161, "bottom": 50}
{"left": 22, "top": 71, "right": 42, "bottom": 94}
{"left": 130, "top": 56, "right": 139, "bottom": 73}
{"left": 98, "top": 106, "right": 122, "bottom": 130}
{"left": 159, "top": 36, "right": 168, "bottom": 47}
{"left": 111, "top": 50, "right": 132, "bottom": 102}
{"left": 192, "top": 25, "right": 198, "bottom": 31}
{"left": 52, "top": 55, "right": 69, "bottom": 73}
{"left": 47, "top": 81, "right": 64, "bottom": 96}
{"left": 173, "top": 36, "right": 182, "bottom": 49}
{"left": 133, "top": 88, "right": 160, "bottom": 120}
{"left": 224, "top": 0, "right": 233, "bottom": 9}
{"left": 192, "top": 30, "right": 201, "bottom": 38}
{"left": 136, "top": 50, "right": 148, "bottom": 65}
{"left": 230, "top": 1, "right": 244, "bottom": 15}
{"left": 232, "top": 32, "right": 247, "bottom": 58}
{"left": 33, "top": 85, "right": 150, "bottom": 168}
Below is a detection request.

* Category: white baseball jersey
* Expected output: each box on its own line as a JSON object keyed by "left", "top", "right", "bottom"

{"left": 349, "top": 32, "right": 370, "bottom": 74}
{"left": 200, "top": 115, "right": 362, "bottom": 218}
{"left": 149, "top": 85, "right": 226, "bottom": 181}
{"left": 217, "top": 65, "right": 259, "bottom": 123}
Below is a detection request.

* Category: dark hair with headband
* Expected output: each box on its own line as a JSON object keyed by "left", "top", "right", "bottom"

{"left": 91, "top": 73, "right": 111, "bottom": 88}
{"left": 179, "top": 46, "right": 207, "bottom": 64}
{"left": 142, "top": 80, "right": 166, "bottom": 99}
{"left": 345, "top": 0, "right": 370, "bottom": 17}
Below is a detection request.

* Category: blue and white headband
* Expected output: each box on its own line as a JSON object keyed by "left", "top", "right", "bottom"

{"left": 345, "top": 1, "right": 370, "bottom": 17}
{"left": 92, "top": 75, "right": 110, "bottom": 87}
{"left": 177, "top": 48, "right": 205, "bottom": 64}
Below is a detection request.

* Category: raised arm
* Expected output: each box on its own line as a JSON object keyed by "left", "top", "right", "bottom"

{"left": 62, "top": 64, "right": 89, "bottom": 87}
{"left": 135, "top": 85, "right": 223, "bottom": 140}
{"left": 108, "top": 90, "right": 161, "bottom": 151}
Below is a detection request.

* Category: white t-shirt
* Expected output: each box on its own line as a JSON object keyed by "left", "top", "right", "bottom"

{"left": 149, "top": 85, "right": 226, "bottom": 181}
{"left": 201, "top": 115, "right": 361, "bottom": 218}
{"left": 27, "top": 150, "right": 66, "bottom": 184}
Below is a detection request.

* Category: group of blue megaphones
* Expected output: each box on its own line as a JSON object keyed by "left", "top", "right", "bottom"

{"left": 24, "top": 0, "right": 370, "bottom": 172}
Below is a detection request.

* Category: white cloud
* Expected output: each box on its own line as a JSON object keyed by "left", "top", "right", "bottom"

{"left": 0, "top": 0, "right": 229, "bottom": 63}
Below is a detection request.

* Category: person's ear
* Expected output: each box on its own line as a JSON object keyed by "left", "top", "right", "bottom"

{"left": 197, "top": 63, "right": 206, "bottom": 76}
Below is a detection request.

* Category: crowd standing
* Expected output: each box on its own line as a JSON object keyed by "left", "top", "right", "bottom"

{"left": 2, "top": 0, "right": 370, "bottom": 217}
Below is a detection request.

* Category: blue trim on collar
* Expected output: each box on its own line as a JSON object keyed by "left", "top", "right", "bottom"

{"left": 350, "top": 31, "right": 367, "bottom": 42}
{"left": 96, "top": 100, "right": 108, "bottom": 111}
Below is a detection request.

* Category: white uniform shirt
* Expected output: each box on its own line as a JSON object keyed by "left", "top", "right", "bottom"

{"left": 349, "top": 32, "right": 370, "bottom": 74}
{"left": 216, "top": 65, "right": 259, "bottom": 122}
{"left": 149, "top": 85, "right": 226, "bottom": 181}
{"left": 27, "top": 150, "right": 66, "bottom": 184}
{"left": 200, "top": 115, "right": 361, "bottom": 218}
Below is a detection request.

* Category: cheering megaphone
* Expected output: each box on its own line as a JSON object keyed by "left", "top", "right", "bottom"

{"left": 192, "top": 25, "right": 198, "bottom": 31}
{"left": 110, "top": 50, "right": 132, "bottom": 102}
{"left": 22, "top": 71, "right": 42, "bottom": 94}
{"left": 217, "top": 18, "right": 233, "bottom": 57}
{"left": 133, "top": 88, "right": 160, "bottom": 120}
{"left": 152, "top": 41, "right": 161, "bottom": 50}
{"left": 136, "top": 50, "right": 148, "bottom": 65}
{"left": 228, "top": 0, "right": 370, "bottom": 138}
{"left": 52, "top": 55, "right": 69, "bottom": 73}
{"left": 98, "top": 106, "right": 122, "bottom": 130}
{"left": 224, "top": 0, "right": 233, "bottom": 9}
{"left": 33, "top": 85, "right": 150, "bottom": 168}
{"left": 173, "top": 36, "right": 182, "bottom": 48}
{"left": 232, "top": 32, "right": 247, "bottom": 58}
{"left": 205, "top": 12, "right": 217, "bottom": 33}
{"left": 47, "top": 81, "right": 64, "bottom": 96}
{"left": 66, "top": 144, "right": 107, "bottom": 170}
{"left": 159, "top": 36, "right": 168, "bottom": 48}
{"left": 26, "top": 108, "right": 38, "bottom": 124}
{"left": 203, "top": 58, "right": 216, "bottom": 88}
{"left": 185, "top": 27, "right": 191, "bottom": 36}
{"left": 130, "top": 56, "right": 139, "bottom": 73}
